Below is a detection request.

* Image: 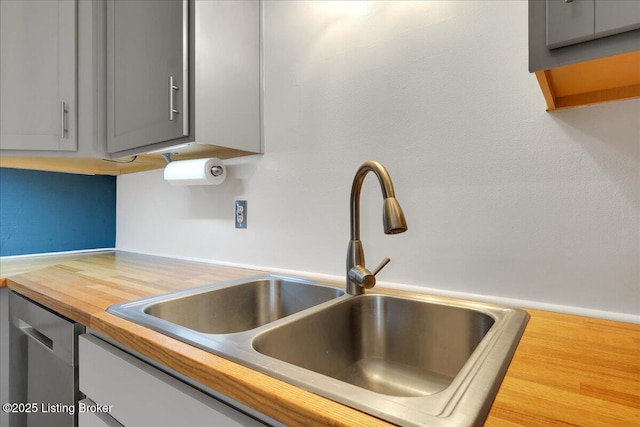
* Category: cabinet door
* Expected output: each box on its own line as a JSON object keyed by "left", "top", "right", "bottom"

{"left": 9, "top": 292, "right": 82, "bottom": 427}
{"left": 79, "top": 334, "right": 265, "bottom": 427}
{"left": 0, "top": 0, "right": 77, "bottom": 151}
{"left": 595, "top": 0, "right": 640, "bottom": 38}
{"left": 78, "top": 399, "right": 122, "bottom": 427}
{"left": 546, "top": 0, "right": 595, "bottom": 49}
{"left": 107, "top": 0, "right": 189, "bottom": 155}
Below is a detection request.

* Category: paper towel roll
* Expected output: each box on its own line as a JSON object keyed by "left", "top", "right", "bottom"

{"left": 164, "top": 158, "right": 226, "bottom": 186}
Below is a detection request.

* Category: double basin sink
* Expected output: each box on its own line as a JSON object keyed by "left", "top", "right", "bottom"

{"left": 107, "top": 275, "right": 529, "bottom": 426}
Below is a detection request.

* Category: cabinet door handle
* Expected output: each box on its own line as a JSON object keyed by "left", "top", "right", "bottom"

{"left": 60, "top": 101, "right": 67, "bottom": 138}
{"left": 19, "top": 320, "right": 53, "bottom": 350}
{"left": 169, "top": 76, "right": 180, "bottom": 121}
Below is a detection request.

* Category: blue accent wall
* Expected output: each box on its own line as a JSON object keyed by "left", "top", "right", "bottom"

{"left": 0, "top": 168, "right": 116, "bottom": 256}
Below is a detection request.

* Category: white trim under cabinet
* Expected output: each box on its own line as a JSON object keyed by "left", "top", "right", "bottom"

{"left": 79, "top": 334, "right": 266, "bottom": 427}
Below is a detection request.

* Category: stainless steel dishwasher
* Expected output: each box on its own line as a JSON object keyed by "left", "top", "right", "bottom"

{"left": 8, "top": 291, "right": 84, "bottom": 427}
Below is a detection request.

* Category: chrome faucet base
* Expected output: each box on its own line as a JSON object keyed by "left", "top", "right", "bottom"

{"left": 346, "top": 239, "right": 366, "bottom": 295}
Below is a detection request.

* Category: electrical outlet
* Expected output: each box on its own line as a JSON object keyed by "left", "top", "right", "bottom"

{"left": 235, "top": 200, "right": 247, "bottom": 228}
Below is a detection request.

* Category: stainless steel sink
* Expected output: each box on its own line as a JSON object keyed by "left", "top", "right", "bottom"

{"left": 253, "top": 294, "right": 494, "bottom": 397}
{"left": 107, "top": 275, "right": 529, "bottom": 427}
{"left": 108, "top": 275, "right": 345, "bottom": 334}
{"left": 142, "top": 277, "right": 344, "bottom": 333}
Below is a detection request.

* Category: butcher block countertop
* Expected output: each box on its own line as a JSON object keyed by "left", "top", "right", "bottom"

{"left": 2, "top": 251, "right": 639, "bottom": 426}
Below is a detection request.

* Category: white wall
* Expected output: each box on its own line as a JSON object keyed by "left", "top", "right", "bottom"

{"left": 117, "top": 1, "right": 639, "bottom": 321}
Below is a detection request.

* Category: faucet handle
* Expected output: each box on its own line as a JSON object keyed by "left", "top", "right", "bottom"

{"left": 348, "top": 257, "right": 391, "bottom": 290}
{"left": 372, "top": 257, "right": 391, "bottom": 276}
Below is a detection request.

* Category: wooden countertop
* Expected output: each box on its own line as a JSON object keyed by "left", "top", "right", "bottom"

{"left": 3, "top": 251, "right": 639, "bottom": 426}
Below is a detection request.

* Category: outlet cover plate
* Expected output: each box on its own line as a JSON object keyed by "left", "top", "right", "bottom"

{"left": 235, "top": 200, "right": 247, "bottom": 229}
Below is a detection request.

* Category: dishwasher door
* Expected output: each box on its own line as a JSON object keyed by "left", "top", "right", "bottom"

{"left": 9, "top": 291, "right": 84, "bottom": 427}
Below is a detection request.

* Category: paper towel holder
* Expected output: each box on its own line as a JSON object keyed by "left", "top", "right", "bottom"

{"left": 161, "top": 152, "right": 224, "bottom": 177}
{"left": 163, "top": 158, "right": 226, "bottom": 186}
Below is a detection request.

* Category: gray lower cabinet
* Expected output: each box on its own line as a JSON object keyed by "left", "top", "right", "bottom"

{"left": 0, "top": 288, "right": 8, "bottom": 427}
{"left": 78, "top": 399, "right": 123, "bottom": 427}
{"left": 0, "top": 0, "right": 77, "bottom": 152}
{"left": 78, "top": 334, "right": 267, "bottom": 427}
{"left": 8, "top": 292, "right": 84, "bottom": 427}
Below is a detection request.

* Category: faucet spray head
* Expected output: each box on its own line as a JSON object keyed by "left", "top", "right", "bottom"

{"left": 383, "top": 197, "right": 408, "bottom": 234}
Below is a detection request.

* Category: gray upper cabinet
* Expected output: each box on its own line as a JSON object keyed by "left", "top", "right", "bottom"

{"left": 0, "top": 0, "right": 77, "bottom": 152}
{"left": 107, "top": 0, "right": 262, "bottom": 158}
{"left": 530, "top": 0, "right": 639, "bottom": 110}
{"left": 530, "top": 0, "right": 640, "bottom": 71}
{"left": 546, "top": 0, "right": 640, "bottom": 50}
{"left": 1, "top": 0, "right": 261, "bottom": 170}
{"left": 594, "top": 0, "right": 640, "bottom": 38}
{"left": 107, "top": 0, "right": 189, "bottom": 155}
{"left": 194, "top": 0, "right": 261, "bottom": 155}
{"left": 0, "top": 0, "right": 107, "bottom": 158}
{"left": 547, "top": 0, "right": 595, "bottom": 49}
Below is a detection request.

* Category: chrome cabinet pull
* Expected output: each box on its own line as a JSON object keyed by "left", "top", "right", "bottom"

{"left": 60, "top": 101, "right": 67, "bottom": 138}
{"left": 169, "top": 76, "right": 180, "bottom": 121}
{"left": 22, "top": 324, "right": 54, "bottom": 350}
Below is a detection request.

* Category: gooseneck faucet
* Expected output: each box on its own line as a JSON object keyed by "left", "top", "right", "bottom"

{"left": 346, "top": 161, "right": 408, "bottom": 295}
